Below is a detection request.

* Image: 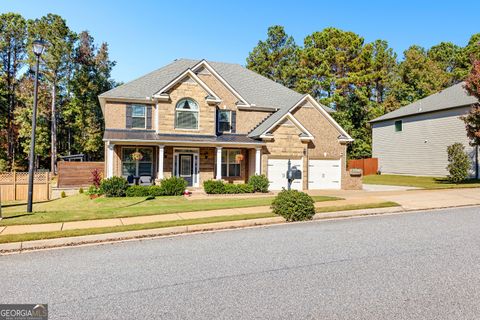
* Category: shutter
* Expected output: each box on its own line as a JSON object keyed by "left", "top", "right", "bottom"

{"left": 215, "top": 108, "right": 219, "bottom": 134}
{"left": 231, "top": 111, "right": 236, "bottom": 133}
{"left": 126, "top": 104, "right": 133, "bottom": 129}
{"left": 146, "top": 106, "right": 152, "bottom": 129}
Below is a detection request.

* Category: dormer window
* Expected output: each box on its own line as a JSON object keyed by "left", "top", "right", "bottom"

{"left": 175, "top": 98, "right": 199, "bottom": 130}
{"left": 132, "top": 105, "right": 146, "bottom": 128}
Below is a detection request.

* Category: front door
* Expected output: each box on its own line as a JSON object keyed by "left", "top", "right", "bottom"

{"left": 179, "top": 154, "right": 194, "bottom": 186}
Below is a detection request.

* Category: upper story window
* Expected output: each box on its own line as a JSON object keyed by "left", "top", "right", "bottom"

{"left": 394, "top": 120, "right": 403, "bottom": 132}
{"left": 132, "top": 105, "right": 146, "bottom": 128}
{"left": 218, "top": 110, "right": 231, "bottom": 133}
{"left": 175, "top": 98, "right": 199, "bottom": 130}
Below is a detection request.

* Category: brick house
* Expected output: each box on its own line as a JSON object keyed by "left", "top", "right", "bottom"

{"left": 99, "top": 59, "right": 355, "bottom": 190}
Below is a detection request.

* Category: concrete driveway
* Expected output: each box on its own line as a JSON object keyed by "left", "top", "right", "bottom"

{"left": 309, "top": 187, "right": 480, "bottom": 211}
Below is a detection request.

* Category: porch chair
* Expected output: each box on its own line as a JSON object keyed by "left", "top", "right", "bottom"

{"left": 139, "top": 176, "right": 153, "bottom": 186}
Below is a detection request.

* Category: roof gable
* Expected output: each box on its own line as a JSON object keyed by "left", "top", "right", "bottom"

{"left": 249, "top": 94, "right": 352, "bottom": 141}
{"left": 370, "top": 82, "right": 478, "bottom": 123}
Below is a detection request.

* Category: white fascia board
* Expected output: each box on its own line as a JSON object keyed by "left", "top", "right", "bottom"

{"left": 302, "top": 95, "right": 353, "bottom": 141}
{"left": 191, "top": 60, "right": 250, "bottom": 106}
{"left": 154, "top": 69, "right": 221, "bottom": 101}
{"left": 262, "top": 112, "right": 314, "bottom": 139}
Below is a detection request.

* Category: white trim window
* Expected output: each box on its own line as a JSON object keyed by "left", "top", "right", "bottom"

{"left": 221, "top": 149, "right": 241, "bottom": 177}
{"left": 218, "top": 110, "right": 231, "bottom": 133}
{"left": 132, "top": 105, "right": 146, "bottom": 128}
{"left": 122, "top": 147, "right": 153, "bottom": 178}
{"left": 175, "top": 98, "right": 199, "bottom": 129}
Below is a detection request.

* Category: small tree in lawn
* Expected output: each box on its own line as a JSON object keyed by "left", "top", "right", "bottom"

{"left": 462, "top": 59, "right": 480, "bottom": 178}
{"left": 446, "top": 143, "right": 471, "bottom": 183}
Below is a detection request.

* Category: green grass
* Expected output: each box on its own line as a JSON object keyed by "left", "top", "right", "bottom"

{"left": 315, "top": 201, "right": 400, "bottom": 213}
{"left": 0, "top": 212, "right": 276, "bottom": 244}
{"left": 0, "top": 194, "right": 341, "bottom": 226}
{"left": 363, "top": 174, "right": 480, "bottom": 189}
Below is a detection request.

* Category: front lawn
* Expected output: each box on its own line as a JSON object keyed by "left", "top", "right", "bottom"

{"left": 363, "top": 174, "right": 480, "bottom": 189}
{"left": 0, "top": 194, "right": 341, "bottom": 226}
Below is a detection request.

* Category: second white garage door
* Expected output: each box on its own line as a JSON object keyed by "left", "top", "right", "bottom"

{"left": 308, "top": 159, "right": 341, "bottom": 190}
{"left": 267, "top": 159, "right": 303, "bottom": 191}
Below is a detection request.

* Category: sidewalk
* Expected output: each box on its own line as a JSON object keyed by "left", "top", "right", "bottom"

{"left": 2, "top": 187, "right": 480, "bottom": 238}
{"left": 0, "top": 197, "right": 384, "bottom": 236}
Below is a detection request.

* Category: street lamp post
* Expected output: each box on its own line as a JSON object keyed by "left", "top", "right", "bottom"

{"left": 26, "top": 40, "right": 46, "bottom": 213}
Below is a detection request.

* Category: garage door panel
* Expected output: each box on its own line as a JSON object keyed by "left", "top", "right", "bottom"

{"left": 268, "top": 159, "right": 303, "bottom": 191}
{"left": 308, "top": 159, "right": 341, "bottom": 190}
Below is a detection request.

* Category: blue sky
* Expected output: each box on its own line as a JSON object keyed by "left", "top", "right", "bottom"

{"left": 3, "top": 0, "right": 479, "bottom": 82}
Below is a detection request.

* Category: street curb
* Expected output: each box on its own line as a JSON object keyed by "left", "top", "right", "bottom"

{"left": 1, "top": 204, "right": 478, "bottom": 254}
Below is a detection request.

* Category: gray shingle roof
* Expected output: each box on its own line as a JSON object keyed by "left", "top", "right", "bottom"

{"left": 104, "top": 129, "right": 263, "bottom": 145}
{"left": 99, "top": 58, "right": 334, "bottom": 138}
{"left": 370, "top": 82, "right": 478, "bottom": 123}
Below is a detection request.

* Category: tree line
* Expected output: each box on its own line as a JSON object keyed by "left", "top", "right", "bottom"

{"left": 0, "top": 13, "right": 116, "bottom": 173}
{"left": 246, "top": 26, "right": 480, "bottom": 158}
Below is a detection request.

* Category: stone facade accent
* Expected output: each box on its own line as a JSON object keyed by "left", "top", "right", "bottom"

{"left": 104, "top": 102, "right": 127, "bottom": 129}
{"left": 158, "top": 79, "right": 216, "bottom": 135}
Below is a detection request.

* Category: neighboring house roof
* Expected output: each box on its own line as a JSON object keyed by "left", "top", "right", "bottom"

{"left": 370, "top": 82, "right": 478, "bottom": 123}
{"left": 104, "top": 129, "right": 264, "bottom": 145}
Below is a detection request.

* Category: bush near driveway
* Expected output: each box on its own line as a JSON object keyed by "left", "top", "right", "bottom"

{"left": 446, "top": 143, "right": 471, "bottom": 183}
{"left": 248, "top": 174, "right": 269, "bottom": 193}
{"left": 271, "top": 189, "right": 315, "bottom": 221}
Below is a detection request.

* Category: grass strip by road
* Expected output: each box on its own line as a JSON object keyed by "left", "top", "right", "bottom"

{"left": 316, "top": 201, "right": 400, "bottom": 213}
{"left": 0, "top": 194, "right": 341, "bottom": 226}
{"left": 363, "top": 174, "right": 480, "bottom": 189}
{"left": 0, "top": 212, "right": 277, "bottom": 244}
{"left": 0, "top": 202, "right": 401, "bottom": 245}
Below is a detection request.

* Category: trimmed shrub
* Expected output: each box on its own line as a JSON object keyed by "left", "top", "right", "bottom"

{"left": 126, "top": 185, "right": 151, "bottom": 197}
{"left": 160, "top": 176, "right": 188, "bottom": 196}
{"left": 87, "top": 185, "right": 101, "bottom": 196}
{"left": 248, "top": 174, "right": 269, "bottom": 193}
{"left": 223, "top": 183, "right": 254, "bottom": 194}
{"left": 204, "top": 180, "right": 255, "bottom": 194}
{"left": 204, "top": 180, "right": 225, "bottom": 194}
{"left": 148, "top": 185, "right": 164, "bottom": 197}
{"left": 446, "top": 143, "right": 471, "bottom": 183}
{"left": 271, "top": 190, "right": 315, "bottom": 221}
{"left": 79, "top": 187, "right": 84, "bottom": 194}
{"left": 61, "top": 191, "right": 67, "bottom": 198}
{"left": 100, "top": 176, "right": 129, "bottom": 197}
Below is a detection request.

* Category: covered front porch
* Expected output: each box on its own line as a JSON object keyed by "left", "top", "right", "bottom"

{"left": 104, "top": 131, "right": 264, "bottom": 188}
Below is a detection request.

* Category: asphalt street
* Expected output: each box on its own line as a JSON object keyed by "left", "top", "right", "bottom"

{"left": 1, "top": 206, "right": 480, "bottom": 319}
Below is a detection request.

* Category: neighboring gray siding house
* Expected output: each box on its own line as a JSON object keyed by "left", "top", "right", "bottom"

{"left": 371, "top": 82, "right": 479, "bottom": 177}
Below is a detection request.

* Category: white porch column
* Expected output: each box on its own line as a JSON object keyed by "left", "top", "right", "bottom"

{"left": 157, "top": 145, "right": 165, "bottom": 180}
{"left": 255, "top": 148, "right": 262, "bottom": 175}
{"left": 107, "top": 143, "right": 115, "bottom": 178}
{"left": 216, "top": 147, "right": 222, "bottom": 180}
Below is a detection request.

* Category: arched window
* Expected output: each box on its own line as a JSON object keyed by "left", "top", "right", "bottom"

{"left": 175, "top": 98, "right": 199, "bottom": 129}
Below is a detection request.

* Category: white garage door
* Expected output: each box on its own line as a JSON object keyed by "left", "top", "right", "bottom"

{"left": 267, "top": 159, "right": 303, "bottom": 191}
{"left": 308, "top": 159, "right": 341, "bottom": 190}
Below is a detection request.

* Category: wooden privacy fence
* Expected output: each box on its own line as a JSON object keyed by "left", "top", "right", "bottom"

{"left": 0, "top": 172, "right": 50, "bottom": 201}
{"left": 348, "top": 158, "right": 378, "bottom": 176}
{"left": 57, "top": 161, "right": 104, "bottom": 188}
